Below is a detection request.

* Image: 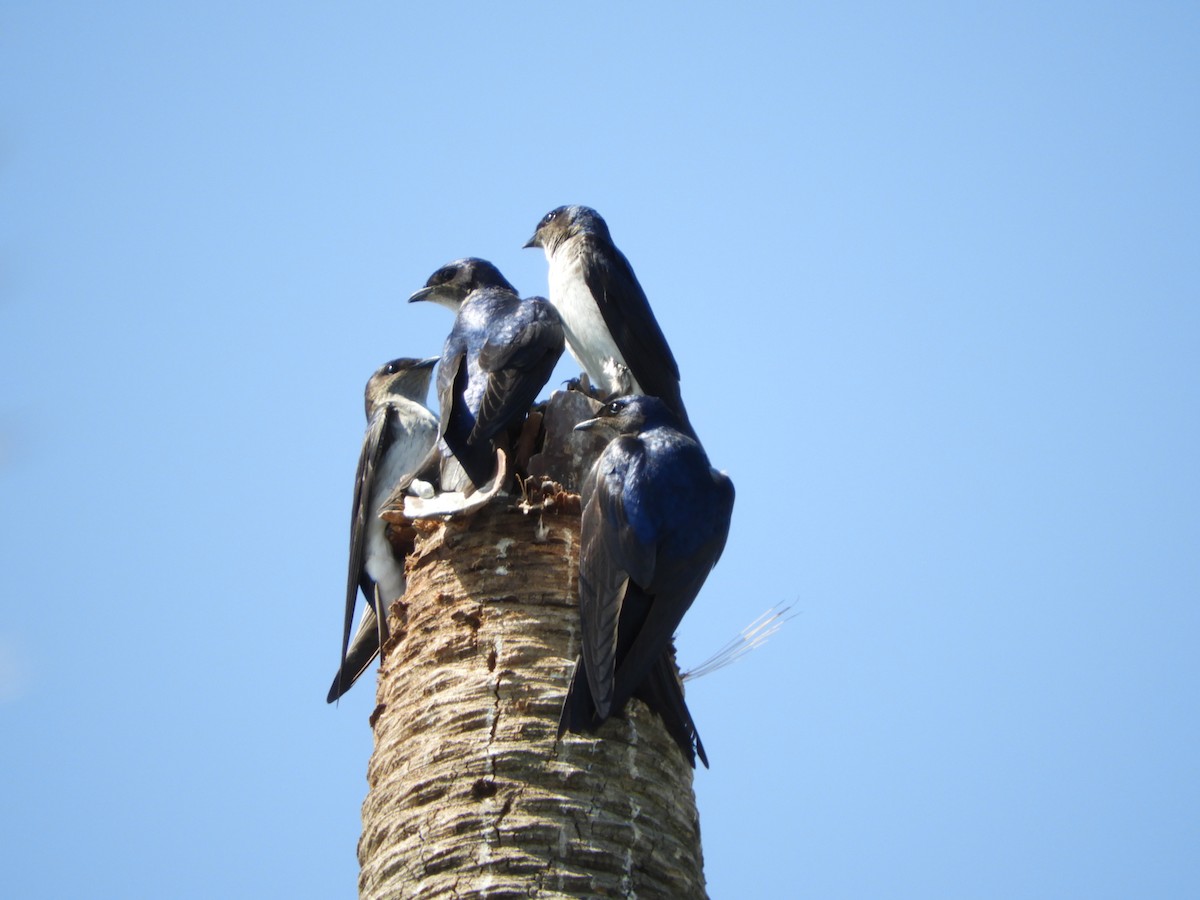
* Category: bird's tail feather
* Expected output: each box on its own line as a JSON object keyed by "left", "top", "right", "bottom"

{"left": 559, "top": 653, "right": 708, "bottom": 769}
{"left": 326, "top": 606, "right": 382, "bottom": 703}
{"left": 635, "top": 653, "right": 708, "bottom": 768}
{"left": 557, "top": 657, "right": 597, "bottom": 737}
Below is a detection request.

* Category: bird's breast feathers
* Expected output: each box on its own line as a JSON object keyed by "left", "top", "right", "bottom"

{"left": 548, "top": 251, "right": 636, "bottom": 395}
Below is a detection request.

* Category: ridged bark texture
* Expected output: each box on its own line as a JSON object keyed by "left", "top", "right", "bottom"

{"left": 358, "top": 497, "right": 706, "bottom": 899}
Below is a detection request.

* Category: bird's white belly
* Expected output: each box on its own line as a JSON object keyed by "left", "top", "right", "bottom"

{"left": 365, "top": 418, "right": 436, "bottom": 604}
{"left": 363, "top": 522, "right": 405, "bottom": 604}
{"left": 549, "top": 256, "right": 642, "bottom": 395}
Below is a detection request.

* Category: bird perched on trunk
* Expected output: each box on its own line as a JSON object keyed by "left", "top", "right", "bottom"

{"left": 524, "top": 205, "right": 692, "bottom": 434}
{"left": 559, "top": 395, "right": 734, "bottom": 767}
{"left": 327, "top": 356, "right": 438, "bottom": 703}
{"left": 409, "top": 257, "right": 564, "bottom": 492}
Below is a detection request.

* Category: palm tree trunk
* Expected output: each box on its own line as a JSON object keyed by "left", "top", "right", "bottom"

{"left": 357, "top": 497, "right": 707, "bottom": 899}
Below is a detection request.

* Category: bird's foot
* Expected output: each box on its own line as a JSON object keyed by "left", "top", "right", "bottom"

{"left": 564, "top": 372, "right": 598, "bottom": 398}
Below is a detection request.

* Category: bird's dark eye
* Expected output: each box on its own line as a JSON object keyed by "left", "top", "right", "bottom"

{"left": 541, "top": 210, "right": 557, "bottom": 226}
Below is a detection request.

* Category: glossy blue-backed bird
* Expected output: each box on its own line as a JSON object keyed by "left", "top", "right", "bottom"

{"left": 408, "top": 257, "right": 564, "bottom": 493}
{"left": 560, "top": 395, "right": 735, "bottom": 767}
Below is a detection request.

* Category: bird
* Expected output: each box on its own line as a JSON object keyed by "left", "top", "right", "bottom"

{"left": 559, "top": 395, "right": 735, "bottom": 767}
{"left": 327, "top": 356, "right": 438, "bottom": 704}
{"left": 409, "top": 257, "right": 564, "bottom": 492}
{"left": 524, "top": 205, "right": 692, "bottom": 433}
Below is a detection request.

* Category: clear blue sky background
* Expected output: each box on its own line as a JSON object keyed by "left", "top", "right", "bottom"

{"left": 2, "top": 3, "right": 1197, "bottom": 897}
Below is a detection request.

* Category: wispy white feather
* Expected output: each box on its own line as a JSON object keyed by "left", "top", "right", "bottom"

{"left": 683, "top": 604, "right": 798, "bottom": 681}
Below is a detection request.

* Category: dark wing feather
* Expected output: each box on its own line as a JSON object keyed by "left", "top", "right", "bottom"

{"left": 578, "top": 439, "right": 656, "bottom": 719}
{"left": 436, "top": 348, "right": 467, "bottom": 444}
{"left": 333, "top": 406, "right": 391, "bottom": 704}
{"left": 438, "top": 347, "right": 494, "bottom": 488}
{"left": 471, "top": 302, "right": 563, "bottom": 444}
{"left": 608, "top": 554, "right": 715, "bottom": 719}
{"left": 610, "top": 468, "right": 734, "bottom": 721}
{"left": 326, "top": 604, "right": 381, "bottom": 703}
{"left": 582, "top": 242, "right": 688, "bottom": 426}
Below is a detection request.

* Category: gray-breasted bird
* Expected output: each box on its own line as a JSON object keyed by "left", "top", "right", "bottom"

{"left": 410, "top": 257, "right": 564, "bottom": 492}
{"left": 559, "top": 395, "right": 735, "bottom": 767}
{"left": 327, "top": 356, "right": 438, "bottom": 703}
{"left": 524, "top": 205, "right": 692, "bottom": 433}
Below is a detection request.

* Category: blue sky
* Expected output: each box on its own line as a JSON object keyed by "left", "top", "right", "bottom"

{"left": 2, "top": 3, "right": 1197, "bottom": 897}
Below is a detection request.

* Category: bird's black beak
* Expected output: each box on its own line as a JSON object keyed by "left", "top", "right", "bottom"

{"left": 417, "top": 356, "right": 439, "bottom": 369}
{"left": 408, "top": 286, "right": 436, "bottom": 304}
{"left": 523, "top": 233, "right": 541, "bottom": 250}
{"left": 573, "top": 416, "right": 601, "bottom": 433}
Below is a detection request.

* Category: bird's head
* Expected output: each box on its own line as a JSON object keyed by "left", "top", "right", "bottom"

{"left": 408, "top": 258, "right": 516, "bottom": 310}
{"left": 573, "top": 394, "right": 677, "bottom": 437}
{"left": 523, "top": 205, "right": 608, "bottom": 256}
{"left": 364, "top": 356, "right": 438, "bottom": 415}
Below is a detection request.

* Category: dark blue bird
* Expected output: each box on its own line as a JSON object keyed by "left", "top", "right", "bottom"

{"left": 525, "top": 205, "right": 693, "bottom": 435}
{"left": 410, "top": 258, "right": 564, "bottom": 492}
{"left": 559, "top": 395, "right": 735, "bottom": 767}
